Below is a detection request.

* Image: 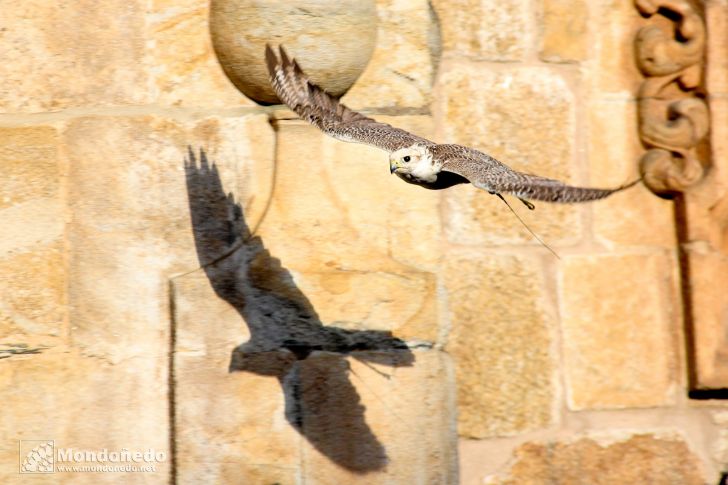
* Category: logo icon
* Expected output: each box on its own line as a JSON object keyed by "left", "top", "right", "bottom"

{"left": 19, "top": 440, "right": 54, "bottom": 473}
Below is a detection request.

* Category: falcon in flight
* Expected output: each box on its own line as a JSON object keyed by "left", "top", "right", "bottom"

{"left": 265, "top": 45, "right": 638, "bottom": 210}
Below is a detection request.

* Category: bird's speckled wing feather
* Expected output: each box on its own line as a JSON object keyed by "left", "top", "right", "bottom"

{"left": 266, "top": 45, "right": 433, "bottom": 153}
{"left": 433, "top": 144, "right": 638, "bottom": 203}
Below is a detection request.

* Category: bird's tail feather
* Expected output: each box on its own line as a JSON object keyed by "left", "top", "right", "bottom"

{"left": 507, "top": 174, "right": 642, "bottom": 204}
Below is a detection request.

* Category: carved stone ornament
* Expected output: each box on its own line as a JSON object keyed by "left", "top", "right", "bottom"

{"left": 634, "top": 0, "right": 709, "bottom": 196}
{"left": 635, "top": 1, "right": 728, "bottom": 394}
{"left": 209, "top": 0, "right": 377, "bottom": 105}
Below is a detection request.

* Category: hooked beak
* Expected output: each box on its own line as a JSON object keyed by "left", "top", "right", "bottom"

{"left": 389, "top": 160, "right": 399, "bottom": 174}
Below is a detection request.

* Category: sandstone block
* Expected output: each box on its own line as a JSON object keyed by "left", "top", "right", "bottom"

{"left": 0, "top": 126, "right": 65, "bottom": 337}
{"left": 300, "top": 350, "right": 457, "bottom": 484}
{"left": 588, "top": 99, "right": 677, "bottom": 247}
{"left": 259, "top": 116, "right": 441, "bottom": 341}
{"left": 444, "top": 254, "right": 554, "bottom": 438}
{"left": 539, "top": 0, "right": 587, "bottom": 62}
{"left": 172, "top": 271, "right": 301, "bottom": 484}
{"left": 0, "top": 243, "right": 65, "bottom": 338}
{"left": 559, "top": 252, "right": 677, "bottom": 409}
{"left": 432, "top": 0, "right": 528, "bottom": 61}
{"left": 0, "top": 351, "right": 171, "bottom": 484}
{"left": 585, "top": 1, "right": 642, "bottom": 96}
{"left": 295, "top": 269, "right": 437, "bottom": 342}
{"left": 174, "top": 127, "right": 455, "bottom": 482}
{"left": 172, "top": 270, "right": 457, "bottom": 484}
{"left": 684, "top": 250, "right": 728, "bottom": 389}
{"left": 0, "top": 127, "right": 60, "bottom": 209}
{"left": 438, "top": 65, "right": 581, "bottom": 246}
{"left": 63, "top": 114, "right": 274, "bottom": 362}
{"left": 493, "top": 434, "right": 705, "bottom": 485}
{"left": 0, "top": 0, "right": 149, "bottom": 112}
{"left": 711, "top": 411, "right": 728, "bottom": 467}
{"left": 342, "top": 0, "right": 440, "bottom": 110}
{"left": 148, "top": 0, "right": 254, "bottom": 107}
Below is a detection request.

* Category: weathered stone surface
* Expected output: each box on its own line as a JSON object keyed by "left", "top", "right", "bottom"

{"left": 172, "top": 271, "right": 301, "bottom": 484}
{"left": 295, "top": 269, "right": 437, "bottom": 341}
{"left": 665, "top": 4, "right": 728, "bottom": 391}
{"left": 0, "top": 242, "right": 65, "bottom": 338}
{"left": 439, "top": 65, "right": 581, "bottom": 247}
{"left": 432, "top": 0, "right": 528, "bottom": 61}
{"left": 209, "top": 0, "right": 377, "bottom": 104}
{"left": 147, "top": 0, "right": 254, "bottom": 107}
{"left": 299, "top": 350, "right": 457, "bottom": 484}
{"left": 559, "top": 252, "right": 677, "bottom": 409}
{"left": 342, "top": 0, "right": 440, "bottom": 110}
{"left": 685, "top": 8, "right": 728, "bottom": 391}
{"left": 588, "top": 99, "right": 677, "bottom": 247}
{"left": 258, "top": 115, "right": 440, "bottom": 342}
{"left": 0, "top": 127, "right": 60, "bottom": 209}
{"left": 493, "top": 434, "right": 705, "bottom": 485}
{"left": 3, "top": 0, "right": 724, "bottom": 482}
{"left": 0, "top": 114, "right": 273, "bottom": 483}
{"left": 0, "top": 350, "right": 171, "bottom": 483}
{"left": 684, "top": 250, "right": 728, "bottom": 389}
{"left": 585, "top": 0, "right": 642, "bottom": 96}
{"left": 0, "top": 0, "right": 149, "bottom": 112}
{"left": 155, "top": 0, "right": 439, "bottom": 109}
{"left": 172, "top": 270, "right": 456, "bottom": 484}
{"left": 711, "top": 410, "right": 728, "bottom": 467}
{"left": 64, "top": 114, "right": 275, "bottom": 363}
{"left": 539, "top": 0, "right": 587, "bottom": 62}
{"left": 460, "top": 439, "right": 517, "bottom": 485}
{"left": 0, "top": 126, "right": 65, "bottom": 337}
{"left": 444, "top": 254, "right": 554, "bottom": 438}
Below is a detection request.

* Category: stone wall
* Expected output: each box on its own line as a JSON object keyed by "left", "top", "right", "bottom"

{"left": 1, "top": 0, "right": 727, "bottom": 484}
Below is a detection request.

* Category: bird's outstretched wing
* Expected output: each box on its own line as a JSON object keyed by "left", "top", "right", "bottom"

{"left": 433, "top": 144, "right": 639, "bottom": 204}
{"left": 266, "top": 45, "right": 433, "bottom": 153}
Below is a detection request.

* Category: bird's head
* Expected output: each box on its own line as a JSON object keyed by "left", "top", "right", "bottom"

{"left": 389, "top": 145, "right": 432, "bottom": 175}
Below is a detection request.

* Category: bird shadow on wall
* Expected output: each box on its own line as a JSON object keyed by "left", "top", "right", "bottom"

{"left": 184, "top": 147, "right": 414, "bottom": 473}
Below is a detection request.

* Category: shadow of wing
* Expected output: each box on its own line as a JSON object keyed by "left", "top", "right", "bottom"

{"left": 283, "top": 355, "right": 388, "bottom": 472}
{"left": 184, "top": 147, "right": 418, "bottom": 473}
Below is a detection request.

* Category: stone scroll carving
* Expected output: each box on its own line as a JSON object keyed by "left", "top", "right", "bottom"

{"left": 634, "top": 0, "right": 709, "bottom": 196}
{"left": 635, "top": 1, "right": 728, "bottom": 393}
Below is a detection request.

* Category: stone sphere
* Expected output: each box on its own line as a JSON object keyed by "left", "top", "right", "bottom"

{"left": 210, "top": 0, "right": 378, "bottom": 105}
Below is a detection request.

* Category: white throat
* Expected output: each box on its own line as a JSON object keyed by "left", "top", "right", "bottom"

{"left": 409, "top": 150, "right": 438, "bottom": 183}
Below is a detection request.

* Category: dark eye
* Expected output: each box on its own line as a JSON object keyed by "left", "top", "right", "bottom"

{"left": 403, "top": 155, "right": 411, "bottom": 162}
